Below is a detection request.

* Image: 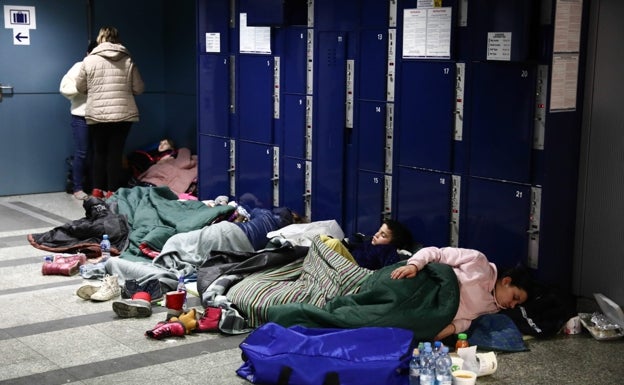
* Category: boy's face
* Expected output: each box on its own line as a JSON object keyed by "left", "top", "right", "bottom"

{"left": 158, "top": 140, "right": 172, "bottom": 152}
{"left": 371, "top": 224, "right": 393, "bottom": 245}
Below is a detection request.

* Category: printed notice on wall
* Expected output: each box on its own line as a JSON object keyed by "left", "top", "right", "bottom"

{"left": 553, "top": 0, "right": 582, "bottom": 53}
{"left": 487, "top": 32, "right": 512, "bottom": 61}
{"left": 239, "top": 13, "right": 271, "bottom": 54}
{"left": 550, "top": 54, "right": 579, "bottom": 111}
{"left": 205, "top": 33, "right": 220, "bottom": 53}
{"left": 402, "top": 7, "right": 452, "bottom": 59}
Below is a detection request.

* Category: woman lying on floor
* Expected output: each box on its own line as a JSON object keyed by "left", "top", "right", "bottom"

{"left": 227, "top": 236, "right": 533, "bottom": 341}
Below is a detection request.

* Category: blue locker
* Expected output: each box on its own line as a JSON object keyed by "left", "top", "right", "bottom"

{"left": 240, "top": 0, "right": 307, "bottom": 26}
{"left": 468, "top": 62, "right": 535, "bottom": 183}
{"left": 466, "top": 0, "right": 537, "bottom": 62}
{"left": 238, "top": 55, "right": 275, "bottom": 144}
{"left": 396, "top": 167, "right": 452, "bottom": 248}
{"left": 397, "top": 61, "right": 455, "bottom": 172}
{"left": 282, "top": 94, "right": 307, "bottom": 159}
{"left": 198, "top": 55, "right": 230, "bottom": 137}
{"left": 198, "top": 134, "right": 231, "bottom": 200}
{"left": 461, "top": 177, "right": 531, "bottom": 269}
{"left": 355, "top": 170, "right": 386, "bottom": 236}
{"left": 312, "top": 32, "right": 347, "bottom": 221}
{"left": 237, "top": 140, "right": 274, "bottom": 209}
{"left": 358, "top": 30, "right": 388, "bottom": 102}
{"left": 360, "top": 0, "right": 389, "bottom": 29}
{"left": 197, "top": 0, "right": 230, "bottom": 54}
{"left": 314, "top": 0, "right": 359, "bottom": 31}
{"left": 280, "top": 27, "right": 308, "bottom": 95}
{"left": 358, "top": 101, "right": 386, "bottom": 173}
{"left": 282, "top": 157, "right": 307, "bottom": 217}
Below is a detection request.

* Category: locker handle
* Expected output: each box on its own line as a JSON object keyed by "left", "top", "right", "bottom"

{"left": 526, "top": 229, "right": 539, "bottom": 235}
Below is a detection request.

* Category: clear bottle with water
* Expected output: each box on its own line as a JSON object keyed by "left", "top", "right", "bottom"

{"left": 419, "top": 345, "right": 435, "bottom": 385}
{"left": 177, "top": 275, "right": 187, "bottom": 309}
{"left": 409, "top": 348, "right": 421, "bottom": 385}
{"left": 435, "top": 346, "right": 453, "bottom": 385}
{"left": 100, "top": 234, "right": 111, "bottom": 260}
{"left": 433, "top": 341, "right": 443, "bottom": 358}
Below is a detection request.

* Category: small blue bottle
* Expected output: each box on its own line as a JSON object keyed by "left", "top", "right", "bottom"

{"left": 100, "top": 234, "right": 111, "bottom": 260}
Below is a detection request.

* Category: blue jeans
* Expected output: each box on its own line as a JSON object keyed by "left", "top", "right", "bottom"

{"left": 71, "top": 115, "right": 89, "bottom": 192}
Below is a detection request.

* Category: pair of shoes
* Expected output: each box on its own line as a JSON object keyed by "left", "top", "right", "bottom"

{"left": 73, "top": 190, "right": 88, "bottom": 200}
{"left": 42, "top": 253, "right": 87, "bottom": 276}
{"left": 112, "top": 292, "right": 152, "bottom": 318}
{"left": 122, "top": 279, "right": 163, "bottom": 304}
{"left": 81, "top": 274, "right": 121, "bottom": 302}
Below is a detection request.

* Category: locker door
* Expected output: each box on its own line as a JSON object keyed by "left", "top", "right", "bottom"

{"left": 358, "top": 30, "right": 388, "bottom": 101}
{"left": 237, "top": 141, "right": 274, "bottom": 209}
{"left": 356, "top": 170, "right": 386, "bottom": 236}
{"left": 282, "top": 94, "right": 306, "bottom": 159}
{"left": 282, "top": 157, "right": 307, "bottom": 217}
{"left": 314, "top": 0, "right": 359, "bottom": 31}
{"left": 468, "top": 62, "right": 535, "bottom": 183}
{"left": 238, "top": 55, "right": 274, "bottom": 144}
{"left": 358, "top": 101, "right": 386, "bottom": 173}
{"left": 198, "top": 55, "right": 230, "bottom": 137}
{"left": 360, "top": 0, "right": 389, "bottom": 29}
{"left": 396, "top": 167, "right": 452, "bottom": 248}
{"left": 461, "top": 177, "right": 531, "bottom": 268}
{"left": 198, "top": 134, "right": 231, "bottom": 200}
{"left": 312, "top": 32, "right": 347, "bottom": 221}
{"left": 398, "top": 61, "right": 455, "bottom": 172}
{"left": 197, "top": 0, "right": 230, "bottom": 54}
{"left": 281, "top": 27, "right": 307, "bottom": 95}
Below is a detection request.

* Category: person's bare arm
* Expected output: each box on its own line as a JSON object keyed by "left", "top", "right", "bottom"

{"left": 434, "top": 323, "right": 456, "bottom": 341}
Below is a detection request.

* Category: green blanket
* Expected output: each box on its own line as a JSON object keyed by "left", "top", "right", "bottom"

{"left": 267, "top": 262, "right": 460, "bottom": 341}
{"left": 109, "top": 186, "right": 234, "bottom": 261}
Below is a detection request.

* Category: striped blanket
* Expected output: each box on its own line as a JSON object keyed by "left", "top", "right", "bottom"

{"left": 226, "top": 235, "right": 373, "bottom": 327}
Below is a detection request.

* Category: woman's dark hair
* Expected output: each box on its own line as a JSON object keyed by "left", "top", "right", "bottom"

{"left": 383, "top": 219, "right": 414, "bottom": 251}
{"left": 498, "top": 263, "right": 535, "bottom": 299}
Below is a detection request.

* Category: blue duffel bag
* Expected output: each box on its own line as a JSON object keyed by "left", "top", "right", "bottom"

{"left": 236, "top": 322, "right": 414, "bottom": 385}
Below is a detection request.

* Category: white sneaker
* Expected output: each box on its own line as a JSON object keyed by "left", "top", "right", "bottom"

{"left": 90, "top": 274, "right": 121, "bottom": 302}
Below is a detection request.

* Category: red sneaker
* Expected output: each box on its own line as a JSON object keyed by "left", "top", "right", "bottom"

{"left": 145, "top": 321, "right": 186, "bottom": 339}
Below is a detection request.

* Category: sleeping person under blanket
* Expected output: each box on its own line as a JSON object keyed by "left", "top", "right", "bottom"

{"left": 101, "top": 207, "right": 301, "bottom": 292}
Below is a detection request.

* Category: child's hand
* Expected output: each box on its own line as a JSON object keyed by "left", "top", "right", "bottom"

{"left": 390, "top": 264, "right": 419, "bottom": 279}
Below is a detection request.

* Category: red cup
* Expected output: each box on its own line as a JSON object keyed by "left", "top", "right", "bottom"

{"left": 165, "top": 291, "right": 185, "bottom": 311}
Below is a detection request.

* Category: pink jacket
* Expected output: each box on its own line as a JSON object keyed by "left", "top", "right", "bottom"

{"left": 405, "top": 247, "right": 501, "bottom": 333}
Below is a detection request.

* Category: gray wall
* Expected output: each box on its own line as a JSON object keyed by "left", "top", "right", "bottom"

{"left": 574, "top": 0, "right": 624, "bottom": 304}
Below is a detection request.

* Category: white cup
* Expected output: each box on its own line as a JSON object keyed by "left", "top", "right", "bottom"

{"left": 452, "top": 369, "right": 477, "bottom": 385}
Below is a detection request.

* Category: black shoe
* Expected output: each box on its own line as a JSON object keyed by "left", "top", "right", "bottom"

{"left": 122, "top": 278, "right": 163, "bottom": 304}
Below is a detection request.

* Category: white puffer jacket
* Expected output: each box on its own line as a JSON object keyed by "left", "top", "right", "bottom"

{"left": 75, "top": 42, "right": 144, "bottom": 124}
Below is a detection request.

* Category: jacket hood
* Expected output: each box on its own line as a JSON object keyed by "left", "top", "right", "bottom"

{"left": 90, "top": 42, "right": 130, "bottom": 62}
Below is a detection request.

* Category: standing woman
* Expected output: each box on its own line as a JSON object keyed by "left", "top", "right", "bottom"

{"left": 59, "top": 41, "right": 98, "bottom": 200}
{"left": 75, "top": 26, "right": 144, "bottom": 199}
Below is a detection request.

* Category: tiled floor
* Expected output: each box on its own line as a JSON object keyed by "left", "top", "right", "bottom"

{"left": 0, "top": 192, "right": 623, "bottom": 384}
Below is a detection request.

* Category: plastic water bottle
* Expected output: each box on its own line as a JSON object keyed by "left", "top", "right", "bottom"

{"left": 409, "top": 348, "right": 421, "bottom": 385}
{"left": 177, "top": 275, "right": 187, "bottom": 309}
{"left": 100, "top": 234, "right": 111, "bottom": 260}
{"left": 433, "top": 340, "right": 443, "bottom": 358}
{"left": 435, "top": 346, "right": 453, "bottom": 385}
{"left": 419, "top": 346, "right": 435, "bottom": 385}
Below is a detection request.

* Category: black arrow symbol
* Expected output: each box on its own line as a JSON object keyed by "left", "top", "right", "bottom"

{"left": 16, "top": 32, "right": 28, "bottom": 42}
